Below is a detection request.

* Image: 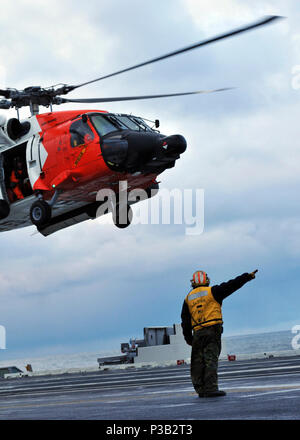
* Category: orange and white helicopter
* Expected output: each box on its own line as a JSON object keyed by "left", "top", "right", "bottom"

{"left": 0, "top": 16, "right": 280, "bottom": 236}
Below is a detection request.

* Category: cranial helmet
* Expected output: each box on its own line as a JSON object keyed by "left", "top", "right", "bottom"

{"left": 191, "top": 270, "right": 210, "bottom": 287}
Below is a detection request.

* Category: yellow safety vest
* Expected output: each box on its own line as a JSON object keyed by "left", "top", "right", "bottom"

{"left": 185, "top": 286, "right": 223, "bottom": 331}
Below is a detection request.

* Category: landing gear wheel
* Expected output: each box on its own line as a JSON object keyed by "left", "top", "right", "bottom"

{"left": 30, "top": 200, "right": 52, "bottom": 227}
{"left": 85, "top": 202, "right": 106, "bottom": 219}
{"left": 0, "top": 200, "right": 10, "bottom": 220}
{"left": 113, "top": 204, "right": 133, "bottom": 229}
{"left": 86, "top": 204, "right": 98, "bottom": 219}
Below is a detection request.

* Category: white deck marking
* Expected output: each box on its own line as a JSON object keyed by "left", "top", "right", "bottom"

{"left": 159, "top": 403, "right": 195, "bottom": 408}
{"left": 240, "top": 388, "right": 300, "bottom": 398}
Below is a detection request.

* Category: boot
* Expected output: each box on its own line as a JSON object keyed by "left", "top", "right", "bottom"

{"left": 203, "top": 390, "right": 226, "bottom": 397}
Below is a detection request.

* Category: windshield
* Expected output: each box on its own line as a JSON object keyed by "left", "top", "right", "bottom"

{"left": 89, "top": 113, "right": 154, "bottom": 137}
{"left": 131, "top": 117, "right": 152, "bottom": 131}
{"left": 114, "top": 114, "right": 152, "bottom": 131}
{"left": 115, "top": 115, "right": 141, "bottom": 131}
{"left": 90, "top": 114, "right": 120, "bottom": 137}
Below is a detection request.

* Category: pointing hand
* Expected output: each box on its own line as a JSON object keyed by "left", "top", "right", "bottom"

{"left": 249, "top": 269, "right": 258, "bottom": 279}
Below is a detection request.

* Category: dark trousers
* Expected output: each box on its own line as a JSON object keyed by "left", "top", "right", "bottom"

{"left": 191, "top": 324, "right": 222, "bottom": 394}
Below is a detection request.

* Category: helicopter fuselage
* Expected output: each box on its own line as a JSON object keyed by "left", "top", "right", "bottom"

{"left": 0, "top": 16, "right": 280, "bottom": 236}
{"left": 0, "top": 110, "right": 186, "bottom": 235}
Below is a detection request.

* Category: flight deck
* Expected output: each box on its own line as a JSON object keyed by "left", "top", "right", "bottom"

{"left": 0, "top": 355, "right": 299, "bottom": 420}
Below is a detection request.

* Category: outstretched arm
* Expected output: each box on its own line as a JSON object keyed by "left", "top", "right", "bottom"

{"left": 249, "top": 269, "right": 258, "bottom": 279}
{"left": 212, "top": 270, "right": 258, "bottom": 304}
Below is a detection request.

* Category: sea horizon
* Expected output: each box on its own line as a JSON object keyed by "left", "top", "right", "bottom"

{"left": 0, "top": 328, "right": 297, "bottom": 373}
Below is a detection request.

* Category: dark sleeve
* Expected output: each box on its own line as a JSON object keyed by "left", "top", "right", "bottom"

{"left": 211, "top": 273, "right": 252, "bottom": 304}
{"left": 181, "top": 300, "right": 193, "bottom": 346}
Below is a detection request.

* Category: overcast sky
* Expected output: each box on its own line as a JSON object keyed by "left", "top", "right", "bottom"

{"left": 0, "top": 0, "right": 299, "bottom": 360}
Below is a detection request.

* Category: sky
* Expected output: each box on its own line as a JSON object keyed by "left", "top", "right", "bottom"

{"left": 0, "top": 0, "right": 299, "bottom": 360}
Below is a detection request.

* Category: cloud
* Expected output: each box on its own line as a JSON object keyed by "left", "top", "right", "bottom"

{"left": 183, "top": 0, "right": 291, "bottom": 32}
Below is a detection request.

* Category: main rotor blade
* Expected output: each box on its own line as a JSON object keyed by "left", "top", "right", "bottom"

{"left": 57, "top": 88, "right": 232, "bottom": 104}
{"left": 71, "top": 15, "right": 282, "bottom": 91}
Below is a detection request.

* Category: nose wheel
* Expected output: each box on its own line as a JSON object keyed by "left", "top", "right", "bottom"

{"left": 30, "top": 200, "right": 52, "bottom": 227}
{"left": 0, "top": 200, "right": 10, "bottom": 220}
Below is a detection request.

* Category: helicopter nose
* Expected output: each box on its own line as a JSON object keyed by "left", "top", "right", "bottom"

{"left": 101, "top": 131, "right": 187, "bottom": 174}
{"left": 160, "top": 134, "right": 187, "bottom": 156}
{"left": 123, "top": 132, "right": 187, "bottom": 173}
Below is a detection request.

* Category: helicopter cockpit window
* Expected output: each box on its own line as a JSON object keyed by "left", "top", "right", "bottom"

{"left": 90, "top": 115, "right": 120, "bottom": 137}
{"left": 70, "top": 119, "right": 95, "bottom": 148}
{"left": 115, "top": 115, "right": 141, "bottom": 131}
{"left": 106, "top": 115, "right": 129, "bottom": 130}
{"left": 132, "top": 117, "right": 152, "bottom": 131}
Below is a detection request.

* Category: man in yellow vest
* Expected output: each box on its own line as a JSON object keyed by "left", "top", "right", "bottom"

{"left": 181, "top": 269, "right": 258, "bottom": 398}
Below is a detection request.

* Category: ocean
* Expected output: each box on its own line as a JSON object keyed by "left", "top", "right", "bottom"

{"left": 0, "top": 329, "right": 297, "bottom": 373}
{"left": 224, "top": 329, "right": 295, "bottom": 355}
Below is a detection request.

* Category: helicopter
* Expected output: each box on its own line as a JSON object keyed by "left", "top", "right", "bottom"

{"left": 0, "top": 15, "right": 280, "bottom": 237}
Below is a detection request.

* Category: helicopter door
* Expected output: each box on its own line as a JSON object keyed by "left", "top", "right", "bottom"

{"left": 26, "top": 135, "right": 48, "bottom": 189}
